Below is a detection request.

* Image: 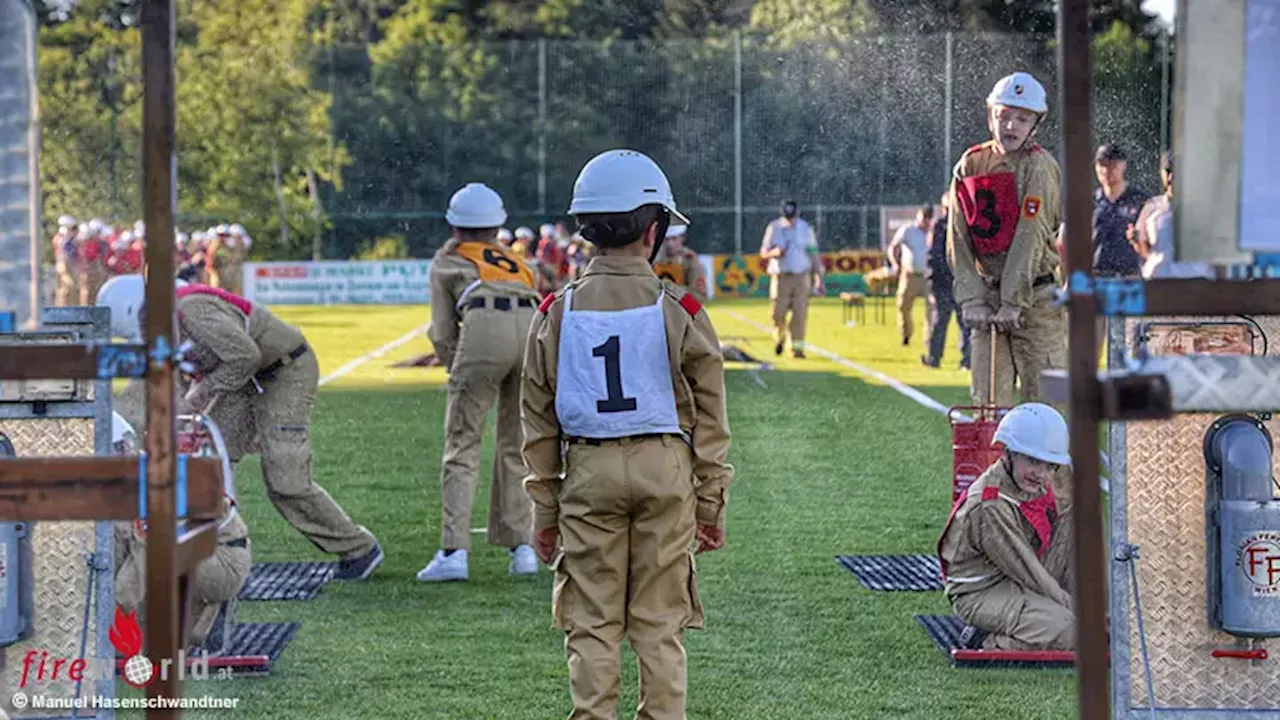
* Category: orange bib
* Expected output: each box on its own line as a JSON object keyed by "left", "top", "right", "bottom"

{"left": 455, "top": 242, "right": 536, "bottom": 288}
{"left": 653, "top": 260, "right": 686, "bottom": 287}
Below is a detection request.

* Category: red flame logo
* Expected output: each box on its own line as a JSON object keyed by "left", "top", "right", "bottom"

{"left": 109, "top": 606, "right": 144, "bottom": 657}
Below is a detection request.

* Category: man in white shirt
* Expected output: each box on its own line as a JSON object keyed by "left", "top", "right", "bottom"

{"left": 759, "top": 200, "right": 824, "bottom": 358}
{"left": 1129, "top": 151, "right": 1214, "bottom": 280}
{"left": 887, "top": 205, "right": 933, "bottom": 345}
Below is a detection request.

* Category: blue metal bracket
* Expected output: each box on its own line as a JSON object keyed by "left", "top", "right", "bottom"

{"left": 136, "top": 452, "right": 190, "bottom": 522}
{"left": 1068, "top": 272, "right": 1146, "bottom": 316}
{"left": 95, "top": 335, "right": 195, "bottom": 379}
{"left": 0, "top": 312, "right": 14, "bottom": 333}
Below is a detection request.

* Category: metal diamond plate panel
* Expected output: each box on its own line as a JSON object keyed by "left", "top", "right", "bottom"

{"left": 0, "top": 419, "right": 102, "bottom": 717}
{"left": 1113, "top": 315, "right": 1280, "bottom": 716}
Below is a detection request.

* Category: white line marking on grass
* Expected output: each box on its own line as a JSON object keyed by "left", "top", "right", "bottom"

{"left": 318, "top": 322, "right": 432, "bottom": 386}
{"left": 723, "top": 309, "right": 1112, "bottom": 492}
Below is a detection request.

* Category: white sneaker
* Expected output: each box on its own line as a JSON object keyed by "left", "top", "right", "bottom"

{"left": 509, "top": 544, "right": 538, "bottom": 575}
{"left": 416, "top": 549, "right": 468, "bottom": 582}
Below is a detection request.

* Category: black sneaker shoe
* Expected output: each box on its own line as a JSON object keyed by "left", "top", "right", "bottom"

{"left": 774, "top": 341, "right": 784, "bottom": 356}
{"left": 334, "top": 542, "right": 384, "bottom": 581}
{"left": 793, "top": 350, "right": 806, "bottom": 359}
{"left": 959, "top": 358, "right": 971, "bottom": 370}
{"left": 921, "top": 355, "right": 940, "bottom": 368}
{"left": 958, "top": 624, "right": 988, "bottom": 650}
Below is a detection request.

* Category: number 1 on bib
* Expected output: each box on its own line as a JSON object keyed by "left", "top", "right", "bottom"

{"left": 592, "top": 335, "right": 638, "bottom": 413}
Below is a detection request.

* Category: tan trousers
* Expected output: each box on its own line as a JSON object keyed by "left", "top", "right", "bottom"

{"left": 968, "top": 284, "right": 1067, "bottom": 407}
{"left": 551, "top": 435, "right": 704, "bottom": 720}
{"left": 952, "top": 507, "right": 1076, "bottom": 650}
{"left": 439, "top": 306, "right": 535, "bottom": 550}
{"left": 770, "top": 272, "right": 810, "bottom": 349}
{"left": 80, "top": 266, "right": 107, "bottom": 306}
{"left": 896, "top": 271, "right": 926, "bottom": 342}
{"left": 56, "top": 263, "right": 78, "bottom": 306}
{"left": 114, "top": 517, "right": 252, "bottom": 646}
{"left": 254, "top": 353, "right": 376, "bottom": 559}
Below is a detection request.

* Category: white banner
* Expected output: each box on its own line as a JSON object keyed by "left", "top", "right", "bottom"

{"left": 243, "top": 260, "right": 433, "bottom": 305}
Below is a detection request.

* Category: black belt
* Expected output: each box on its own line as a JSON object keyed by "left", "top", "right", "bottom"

{"left": 467, "top": 296, "right": 535, "bottom": 311}
{"left": 257, "top": 343, "right": 308, "bottom": 382}
{"left": 988, "top": 274, "right": 1057, "bottom": 290}
{"left": 565, "top": 433, "right": 679, "bottom": 446}
{"left": 222, "top": 538, "right": 248, "bottom": 548}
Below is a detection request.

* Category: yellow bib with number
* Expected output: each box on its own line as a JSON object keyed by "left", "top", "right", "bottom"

{"left": 456, "top": 242, "right": 536, "bottom": 288}
{"left": 653, "top": 261, "right": 686, "bottom": 287}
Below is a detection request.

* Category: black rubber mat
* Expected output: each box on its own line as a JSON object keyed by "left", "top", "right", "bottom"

{"left": 835, "top": 554, "right": 943, "bottom": 591}
{"left": 239, "top": 561, "right": 336, "bottom": 601}
{"left": 914, "top": 614, "right": 1076, "bottom": 669}
{"left": 221, "top": 622, "right": 301, "bottom": 675}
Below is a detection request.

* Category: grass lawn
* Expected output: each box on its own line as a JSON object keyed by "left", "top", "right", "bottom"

{"left": 115, "top": 297, "right": 1077, "bottom": 719}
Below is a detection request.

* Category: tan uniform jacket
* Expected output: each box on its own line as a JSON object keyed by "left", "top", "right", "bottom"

{"left": 428, "top": 239, "right": 541, "bottom": 369}
{"left": 948, "top": 141, "right": 1062, "bottom": 310}
{"left": 653, "top": 247, "right": 708, "bottom": 303}
{"left": 522, "top": 255, "right": 733, "bottom": 530}
{"left": 938, "top": 459, "right": 1073, "bottom": 609}
{"left": 177, "top": 293, "right": 308, "bottom": 411}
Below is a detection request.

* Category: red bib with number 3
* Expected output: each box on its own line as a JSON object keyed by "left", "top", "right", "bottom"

{"left": 957, "top": 172, "right": 1020, "bottom": 255}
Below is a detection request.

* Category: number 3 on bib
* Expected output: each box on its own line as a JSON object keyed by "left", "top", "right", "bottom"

{"left": 592, "top": 336, "right": 637, "bottom": 413}
{"left": 957, "top": 172, "right": 1020, "bottom": 255}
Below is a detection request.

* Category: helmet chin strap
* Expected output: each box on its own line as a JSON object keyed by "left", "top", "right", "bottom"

{"left": 649, "top": 212, "right": 671, "bottom": 264}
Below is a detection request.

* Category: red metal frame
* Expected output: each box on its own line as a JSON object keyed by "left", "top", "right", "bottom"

{"left": 947, "top": 406, "right": 1009, "bottom": 503}
{"left": 951, "top": 648, "right": 1077, "bottom": 663}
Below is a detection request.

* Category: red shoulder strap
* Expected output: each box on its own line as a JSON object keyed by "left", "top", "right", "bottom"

{"left": 981, "top": 486, "right": 1000, "bottom": 502}
{"left": 537, "top": 292, "right": 556, "bottom": 314}
{"left": 678, "top": 292, "right": 702, "bottom": 317}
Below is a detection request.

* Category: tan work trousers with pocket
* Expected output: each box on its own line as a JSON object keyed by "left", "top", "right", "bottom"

{"left": 550, "top": 434, "right": 704, "bottom": 720}
{"left": 952, "top": 507, "right": 1077, "bottom": 650}
{"left": 968, "top": 283, "right": 1067, "bottom": 408}
{"left": 769, "top": 272, "right": 811, "bottom": 349}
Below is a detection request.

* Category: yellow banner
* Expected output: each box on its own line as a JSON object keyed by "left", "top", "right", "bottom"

{"left": 710, "top": 251, "right": 889, "bottom": 298}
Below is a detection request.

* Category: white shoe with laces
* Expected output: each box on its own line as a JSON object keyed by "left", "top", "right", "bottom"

{"left": 509, "top": 544, "right": 538, "bottom": 576}
{"left": 416, "top": 549, "right": 468, "bottom": 582}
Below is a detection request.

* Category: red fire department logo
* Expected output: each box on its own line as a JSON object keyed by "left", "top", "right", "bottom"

{"left": 1023, "top": 196, "right": 1042, "bottom": 219}
{"left": 1238, "top": 534, "right": 1280, "bottom": 596}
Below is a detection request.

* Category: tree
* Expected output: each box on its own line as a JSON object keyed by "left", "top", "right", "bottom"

{"left": 175, "top": 0, "right": 349, "bottom": 259}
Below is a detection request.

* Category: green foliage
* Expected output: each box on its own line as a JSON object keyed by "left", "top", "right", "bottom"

{"left": 356, "top": 234, "right": 410, "bottom": 259}
{"left": 38, "top": 0, "right": 1166, "bottom": 259}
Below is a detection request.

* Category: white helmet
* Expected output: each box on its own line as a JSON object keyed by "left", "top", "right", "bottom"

{"left": 987, "top": 72, "right": 1048, "bottom": 115}
{"left": 515, "top": 226, "right": 535, "bottom": 240}
{"left": 445, "top": 182, "right": 507, "bottom": 229}
{"left": 229, "top": 223, "right": 246, "bottom": 236}
{"left": 134, "top": 220, "right": 145, "bottom": 234}
{"left": 993, "top": 402, "right": 1071, "bottom": 466}
{"left": 96, "top": 274, "right": 189, "bottom": 342}
{"left": 215, "top": 224, "right": 230, "bottom": 235}
{"left": 567, "top": 149, "right": 689, "bottom": 224}
{"left": 497, "top": 227, "right": 513, "bottom": 242}
{"left": 665, "top": 223, "right": 688, "bottom": 239}
{"left": 58, "top": 215, "right": 76, "bottom": 228}
{"left": 539, "top": 223, "right": 555, "bottom": 237}
{"left": 112, "top": 412, "right": 138, "bottom": 455}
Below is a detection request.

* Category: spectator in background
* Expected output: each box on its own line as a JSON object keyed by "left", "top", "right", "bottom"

{"left": 1130, "top": 151, "right": 1214, "bottom": 280}
{"left": 1092, "top": 144, "right": 1148, "bottom": 278}
{"left": 886, "top": 204, "right": 932, "bottom": 347}
{"left": 923, "top": 194, "right": 971, "bottom": 369}
{"left": 760, "top": 199, "right": 823, "bottom": 359}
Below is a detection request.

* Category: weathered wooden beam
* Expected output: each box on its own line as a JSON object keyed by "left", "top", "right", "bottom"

{"left": 141, "top": 0, "right": 182, "bottom": 714}
{"left": 1085, "top": 278, "right": 1280, "bottom": 317}
{"left": 175, "top": 520, "right": 219, "bottom": 575}
{"left": 1058, "top": 0, "right": 1111, "bottom": 716}
{"left": 0, "top": 457, "right": 224, "bottom": 520}
{"left": 0, "top": 344, "right": 148, "bottom": 380}
{"left": 1041, "top": 370, "right": 1174, "bottom": 421}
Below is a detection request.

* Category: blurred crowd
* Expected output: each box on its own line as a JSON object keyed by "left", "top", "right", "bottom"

{"left": 498, "top": 221, "right": 595, "bottom": 295}
{"left": 51, "top": 216, "right": 254, "bottom": 306}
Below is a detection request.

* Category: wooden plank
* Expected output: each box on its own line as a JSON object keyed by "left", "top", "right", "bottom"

{"left": 1057, "top": 1, "right": 1110, "bottom": 718}
{"left": 175, "top": 520, "right": 219, "bottom": 575}
{"left": 1142, "top": 279, "right": 1280, "bottom": 317}
{"left": 141, "top": 0, "right": 183, "bottom": 714}
{"left": 0, "top": 457, "right": 223, "bottom": 520}
{"left": 1041, "top": 370, "right": 1174, "bottom": 421}
{"left": 0, "top": 344, "right": 148, "bottom": 380}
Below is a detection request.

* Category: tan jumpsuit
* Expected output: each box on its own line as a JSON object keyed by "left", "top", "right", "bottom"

{"left": 522, "top": 254, "right": 733, "bottom": 720}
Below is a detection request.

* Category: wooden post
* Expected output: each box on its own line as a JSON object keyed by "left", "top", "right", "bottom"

{"left": 1057, "top": 1, "right": 1111, "bottom": 718}
{"left": 140, "top": 0, "right": 182, "bottom": 715}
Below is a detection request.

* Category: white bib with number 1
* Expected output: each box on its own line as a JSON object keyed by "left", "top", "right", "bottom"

{"left": 555, "top": 286, "right": 682, "bottom": 439}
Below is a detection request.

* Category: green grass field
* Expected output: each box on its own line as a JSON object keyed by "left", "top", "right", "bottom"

{"left": 119, "top": 298, "right": 1077, "bottom": 719}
